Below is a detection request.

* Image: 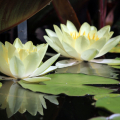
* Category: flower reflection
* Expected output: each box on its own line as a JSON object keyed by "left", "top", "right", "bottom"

{"left": 0, "top": 81, "right": 59, "bottom": 118}
{"left": 55, "top": 61, "right": 118, "bottom": 78}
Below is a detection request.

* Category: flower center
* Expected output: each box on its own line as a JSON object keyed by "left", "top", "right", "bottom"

{"left": 70, "top": 31, "right": 99, "bottom": 41}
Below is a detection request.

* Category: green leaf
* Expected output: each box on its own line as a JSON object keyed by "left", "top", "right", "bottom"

{"left": 0, "top": 82, "right": 2, "bottom": 88}
{"left": 96, "top": 96, "right": 120, "bottom": 113}
{"left": 94, "top": 94, "right": 120, "bottom": 100}
{"left": 0, "top": 0, "right": 52, "bottom": 33}
{"left": 18, "top": 73, "right": 118, "bottom": 96}
{"left": 52, "top": 0, "right": 81, "bottom": 30}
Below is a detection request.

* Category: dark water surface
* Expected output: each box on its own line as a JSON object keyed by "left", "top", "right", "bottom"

{"left": 0, "top": 62, "right": 119, "bottom": 120}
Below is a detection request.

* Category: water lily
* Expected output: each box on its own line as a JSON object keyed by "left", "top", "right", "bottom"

{"left": 0, "top": 38, "right": 60, "bottom": 82}
{"left": 44, "top": 20, "right": 120, "bottom": 68}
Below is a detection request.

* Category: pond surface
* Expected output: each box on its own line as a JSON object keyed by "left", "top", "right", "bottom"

{"left": 0, "top": 62, "right": 120, "bottom": 120}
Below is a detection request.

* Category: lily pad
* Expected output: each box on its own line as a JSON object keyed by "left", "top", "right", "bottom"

{"left": 94, "top": 94, "right": 120, "bottom": 100}
{"left": 96, "top": 96, "right": 120, "bottom": 113}
{"left": 18, "top": 73, "right": 119, "bottom": 96}
{"left": 0, "top": 82, "right": 2, "bottom": 88}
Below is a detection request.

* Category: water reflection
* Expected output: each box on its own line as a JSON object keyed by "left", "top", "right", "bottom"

{"left": 0, "top": 81, "right": 59, "bottom": 118}
{"left": 56, "top": 62, "right": 119, "bottom": 78}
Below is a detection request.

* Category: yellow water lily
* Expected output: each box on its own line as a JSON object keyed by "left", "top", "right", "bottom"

{"left": 44, "top": 20, "right": 120, "bottom": 68}
{"left": 0, "top": 38, "right": 60, "bottom": 82}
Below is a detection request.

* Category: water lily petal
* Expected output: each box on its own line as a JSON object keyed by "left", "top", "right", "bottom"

{"left": 80, "top": 22, "right": 91, "bottom": 35}
{"left": 37, "top": 44, "right": 48, "bottom": 65}
{"left": 24, "top": 41, "right": 33, "bottom": 51}
{"left": 96, "top": 35, "right": 120, "bottom": 57}
{"left": 44, "top": 36, "right": 71, "bottom": 57}
{"left": 13, "top": 38, "right": 23, "bottom": 48}
{"left": 23, "top": 52, "right": 40, "bottom": 77}
{"left": 97, "top": 25, "right": 110, "bottom": 38}
{"left": 62, "top": 41, "right": 80, "bottom": 59}
{"left": 51, "top": 37, "right": 64, "bottom": 50}
{"left": 0, "top": 57, "right": 13, "bottom": 77}
{"left": 81, "top": 48, "right": 99, "bottom": 61}
{"left": 0, "top": 42, "right": 4, "bottom": 51}
{"left": 75, "top": 36, "right": 90, "bottom": 54}
{"left": 53, "top": 25, "right": 63, "bottom": 42}
{"left": 66, "top": 20, "right": 77, "bottom": 32}
{"left": 5, "top": 42, "right": 17, "bottom": 60}
{"left": 90, "top": 26, "right": 97, "bottom": 31}
{"left": 56, "top": 59, "right": 81, "bottom": 68}
{"left": 39, "top": 66, "right": 57, "bottom": 75}
{"left": 104, "top": 31, "right": 114, "bottom": 41}
{"left": 89, "top": 37, "right": 106, "bottom": 51}
{"left": 30, "top": 53, "right": 60, "bottom": 77}
{"left": 22, "top": 77, "right": 51, "bottom": 83}
{"left": 45, "top": 29, "right": 57, "bottom": 37}
{"left": 9, "top": 56, "right": 25, "bottom": 78}
{"left": 61, "top": 24, "right": 70, "bottom": 34}
{"left": 90, "top": 59, "right": 120, "bottom": 65}
{"left": 62, "top": 32, "right": 75, "bottom": 47}
{"left": 19, "top": 49, "right": 29, "bottom": 61}
{"left": 37, "top": 44, "right": 46, "bottom": 51}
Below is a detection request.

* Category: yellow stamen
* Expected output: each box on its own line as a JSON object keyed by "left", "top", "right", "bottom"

{"left": 70, "top": 31, "right": 99, "bottom": 41}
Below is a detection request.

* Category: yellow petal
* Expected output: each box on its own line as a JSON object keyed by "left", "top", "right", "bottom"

{"left": 44, "top": 36, "right": 71, "bottom": 57}
{"left": 37, "top": 44, "right": 48, "bottom": 65}
{"left": 60, "top": 24, "right": 70, "bottom": 34}
{"left": 88, "top": 37, "right": 106, "bottom": 51}
{"left": 23, "top": 52, "right": 40, "bottom": 77}
{"left": 22, "top": 77, "right": 51, "bottom": 83}
{"left": 75, "top": 36, "right": 90, "bottom": 54}
{"left": 81, "top": 48, "right": 99, "bottom": 61}
{"left": 5, "top": 42, "right": 16, "bottom": 60}
{"left": 45, "top": 29, "right": 57, "bottom": 37}
{"left": 39, "top": 66, "right": 57, "bottom": 76}
{"left": 53, "top": 25, "right": 63, "bottom": 42}
{"left": 62, "top": 41, "right": 80, "bottom": 60}
{"left": 50, "top": 37, "right": 64, "bottom": 50}
{"left": 62, "top": 32, "right": 75, "bottom": 47}
{"left": 13, "top": 38, "right": 23, "bottom": 48}
{"left": 66, "top": 20, "right": 77, "bottom": 32}
{"left": 9, "top": 56, "right": 25, "bottom": 78}
{"left": 96, "top": 35, "right": 120, "bottom": 57}
{"left": 80, "top": 22, "right": 91, "bottom": 35}
{"left": 30, "top": 53, "right": 60, "bottom": 77}
{"left": 97, "top": 25, "right": 110, "bottom": 38}
{"left": 103, "top": 31, "right": 114, "bottom": 41}
{"left": 0, "top": 57, "right": 13, "bottom": 77}
{"left": 37, "top": 44, "right": 46, "bottom": 51}
{"left": 24, "top": 41, "right": 33, "bottom": 51}
{"left": 90, "top": 26, "right": 97, "bottom": 31}
{"left": 19, "top": 49, "right": 29, "bottom": 61}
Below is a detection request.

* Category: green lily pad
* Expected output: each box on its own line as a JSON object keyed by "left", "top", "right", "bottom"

{"left": 90, "top": 114, "right": 120, "bottom": 120}
{"left": 96, "top": 96, "right": 120, "bottom": 113}
{"left": 94, "top": 94, "right": 120, "bottom": 100}
{"left": 18, "top": 73, "right": 119, "bottom": 96}
{"left": 0, "top": 82, "right": 2, "bottom": 88}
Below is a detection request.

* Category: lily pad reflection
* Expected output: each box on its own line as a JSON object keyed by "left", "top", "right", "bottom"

{"left": 0, "top": 81, "right": 59, "bottom": 118}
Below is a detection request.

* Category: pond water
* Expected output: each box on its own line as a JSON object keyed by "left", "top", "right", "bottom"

{"left": 0, "top": 61, "right": 120, "bottom": 120}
